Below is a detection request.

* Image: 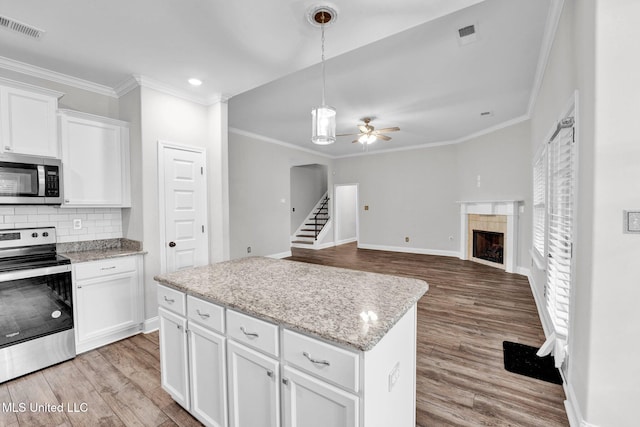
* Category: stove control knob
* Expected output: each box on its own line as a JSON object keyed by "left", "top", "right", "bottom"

{"left": 31, "top": 232, "right": 39, "bottom": 238}
{"left": 43, "top": 232, "right": 49, "bottom": 237}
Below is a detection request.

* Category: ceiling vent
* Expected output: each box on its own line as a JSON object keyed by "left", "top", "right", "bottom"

{"left": 0, "top": 15, "right": 45, "bottom": 39}
{"left": 457, "top": 24, "right": 477, "bottom": 46}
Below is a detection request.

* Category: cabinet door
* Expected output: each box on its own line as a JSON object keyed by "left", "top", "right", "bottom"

{"left": 159, "top": 307, "right": 190, "bottom": 409}
{"left": 188, "top": 322, "right": 228, "bottom": 427}
{"left": 76, "top": 271, "right": 140, "bottom": 344}
{"left": 227, "top": 340, "right": 280, "bottom": 427}
{"left": 0, "top": 86, "right": 59, "bottom": 158}
{"left": 282, "top": 366, "right": 358, "bottom": 427}
{"left": 60, "top": 114, "right": 129, "bottom": 206}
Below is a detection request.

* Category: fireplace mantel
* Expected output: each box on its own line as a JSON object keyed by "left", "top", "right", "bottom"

{"left": 458, "top": 200, "right": 523, "bottom": 273}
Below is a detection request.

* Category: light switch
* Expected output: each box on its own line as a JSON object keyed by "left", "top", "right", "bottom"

{"left": 624, "top": 211, "right": 640, "bottom": 233}
{"left": 364, "top": 205, "right": 369, "bottom": 211}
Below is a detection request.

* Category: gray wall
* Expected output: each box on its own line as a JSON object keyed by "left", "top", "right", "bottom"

{"left": 228, "top": 131, "right": 333, "bottom": 259}
{"left": 290, "top": 164, "right": 328, "bottom": 234}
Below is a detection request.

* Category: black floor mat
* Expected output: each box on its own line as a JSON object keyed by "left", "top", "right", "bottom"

{"left": 502, "top": 341, "right": 563, "bottom": 385}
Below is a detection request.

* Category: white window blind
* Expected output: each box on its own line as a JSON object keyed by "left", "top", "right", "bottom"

{"left": 532, "top": 149, "right": 546, "bottom": 260}
{"left": 546, "top": 120, "right": 575, "bottom": 338}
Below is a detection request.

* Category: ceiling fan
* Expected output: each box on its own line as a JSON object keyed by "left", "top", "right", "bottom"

{"left": 337, "top": 117, "right": 400, "bottom": 144}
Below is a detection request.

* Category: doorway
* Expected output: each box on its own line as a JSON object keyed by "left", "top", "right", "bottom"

{"left": 158, "top": 141, "right": 209, "bottom": 273}
{"left": 334, "top": 184, "right": 358, "bottom": 246}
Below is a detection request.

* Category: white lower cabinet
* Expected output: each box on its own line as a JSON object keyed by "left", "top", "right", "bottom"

{"left": 282, "top": 365, "right": 358, "bottom": 427}
{"left": 74, "top": 255, "right": 143, "bottom": 353}
{"left": 227, "top": 340, "right": 280, "bottom": 427}
{"left": 189, "top": 322, "right": 228, "bottom": 427}
{"left": 159, "top": 307, "right": 190, "bottom": 409}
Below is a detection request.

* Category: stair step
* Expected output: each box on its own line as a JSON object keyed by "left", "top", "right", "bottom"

{"left": 296, "top": 234, "right": 315, "bottom": 238}
{"left": 291, "top": 240, "right": 314, "bottom": 245}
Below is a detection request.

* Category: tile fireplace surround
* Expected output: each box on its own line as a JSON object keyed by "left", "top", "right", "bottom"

{"left": 458, "top": 200, "right": 523, "bottom": 273}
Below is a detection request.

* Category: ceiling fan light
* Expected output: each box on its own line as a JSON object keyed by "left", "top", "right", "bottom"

{"left": 367, "top": 134, "right": 377, "bottom": 144}
{"left": 358, "top": 134, "right": 368, "bottom": 144}
{"left": 311, "top": 106, "right": 336, "bottom": 145}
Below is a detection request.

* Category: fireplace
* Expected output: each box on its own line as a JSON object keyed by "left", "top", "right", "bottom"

{"left": 473, "top": 230, "right": 504, "bottom": 264}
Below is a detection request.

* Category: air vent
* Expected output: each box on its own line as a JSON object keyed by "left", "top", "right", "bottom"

{"left": 0, "top": 15, "right": 45, "bottom": 39}
{"left": 457, "top": 23, "right": 478, "bottom": 46}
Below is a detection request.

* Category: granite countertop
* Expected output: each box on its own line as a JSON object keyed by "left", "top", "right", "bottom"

{"left": 154, "top": 257, "right": 428, "bottom": 352}
{"left": 59, "top": 238, "right": 146, "bottom": 263}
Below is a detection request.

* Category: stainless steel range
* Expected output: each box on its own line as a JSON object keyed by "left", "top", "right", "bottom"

{"left": 0, "top": 227, "right": 74, "bottom": 383}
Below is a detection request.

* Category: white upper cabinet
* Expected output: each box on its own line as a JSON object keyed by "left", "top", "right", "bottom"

{"left": 0, "top": 79, "right": 62, "bottom": 158}
{"left": 59, "top": 109, "right": 131, "bottom": 207}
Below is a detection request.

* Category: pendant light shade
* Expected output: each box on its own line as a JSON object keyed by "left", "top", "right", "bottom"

{"left": 311, "top": 105, "right": 336, "bottom": 145}
{"left": 309, "top": 6, "right": 337, "bottom": 145}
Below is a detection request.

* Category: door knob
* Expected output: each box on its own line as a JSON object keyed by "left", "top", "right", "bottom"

{"left": 168, "top": 241, "right": 176, "bottom": 247}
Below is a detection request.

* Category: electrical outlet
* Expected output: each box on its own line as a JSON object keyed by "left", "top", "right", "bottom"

{"left": 405, "top": 236, "right": 410, "bottom": 242}
{"left": 364, "top": 205, "right": 369, "bottom": 211}
{"left": 247, "top": 246, "right": 252, "bottom": 253}
{"left": 388, "top": 362, "right": 400, "bottom": 392}
{"left": 73, "top": 219, "right": 82, "bottom": 230}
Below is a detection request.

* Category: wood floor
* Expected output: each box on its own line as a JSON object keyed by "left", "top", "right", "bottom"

{"left": 287, "top": 243, "right": 569, "bottom": 427}
{"left": 0, "top": 243, "right": 568, "bottom": 426}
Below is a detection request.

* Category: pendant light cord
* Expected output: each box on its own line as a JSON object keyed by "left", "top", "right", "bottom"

{"left": 320, "top": 20, "right": 326, "bottom": 106}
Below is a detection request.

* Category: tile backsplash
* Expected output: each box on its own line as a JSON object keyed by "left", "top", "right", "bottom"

{"left": 0, "top": 206, "right": 123, "bottom": 243}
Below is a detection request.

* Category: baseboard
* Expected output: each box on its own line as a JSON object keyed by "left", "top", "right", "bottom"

{"left": 76, "top": 325, "right": 143, "bottom": 354}
{"left": 516, "top": 266, "right": 531, "bottom": 277}
{"left": 143, "top": 316, "right": 159, "bottom": 333}
{"left": 356, "top": 243, "right": 459, "bottom": 258}
{"left": 564, "top": 378, "right": 598, "bottom": 427}
{"left": 266, "top": 250, "right": 292, "bottom": 259}
{"left": 335, "top": 237, "right": 357, "bottom": 246}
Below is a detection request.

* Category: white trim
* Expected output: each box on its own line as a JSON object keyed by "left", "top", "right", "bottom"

{"left": 265, "top": 251, "right": 292, "bottom": 259}
{"left": 157, "top": 141, "right": 209, "bottom": 275}
{"left": 563, "top": 379, "right": 597, "bottom": 427}
{"left": 525, "top": 268, "right": 553, "bottom": 337}
{"left": 229, "top": 128, "right": 334, "bottom": 159}
{"left": 0, "top": 75, "right": 64, "bottom": 98}
{"left": 143, "top": 316, "right": 159, "bottom": 333}
{"left": 120, "top": 74, "right": 229, "bottom": 106}
{"left": 357, "top": 243, "right": 459, "bottom": 258}
{"left": 516, "top": 266, "right": 531, "bottom": 277}
{"left": 335, "top": 237, "right": 357, "bottom": 246}
{"left": 527, "top": 0, "right": 566, "bottom": 116}
{"left": 57, "top": 108, "right": 129, "bottom": 127}
{"left": 0, "top": 55, "right": 118, "bottom": 98}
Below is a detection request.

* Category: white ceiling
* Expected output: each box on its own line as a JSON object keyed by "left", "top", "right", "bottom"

{"left": 0, "top": 0, "right": 553, "bottom": 157}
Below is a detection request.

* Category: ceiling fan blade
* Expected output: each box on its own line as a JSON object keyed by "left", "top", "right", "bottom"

{"left": 358, "top": 125, "right": 369, "bottom": 133}
{"left": 336, "top": 133, "right": 359, "bottom": 137}
{"left": 374, "top": 127, "right": 400, "bottom": 133}
{"left": 352, "top": 139, "right": 360, "bottom": 144}
{"left": 376, "top": 134, "right": 392, "bottom": 141}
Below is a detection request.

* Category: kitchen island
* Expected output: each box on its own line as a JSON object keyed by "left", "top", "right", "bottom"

{"left": 154, "top": 256, "right": 428, "bottom": 427}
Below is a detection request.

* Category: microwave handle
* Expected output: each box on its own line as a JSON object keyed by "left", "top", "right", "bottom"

{"left": 37, "top": 165, "right": 45, "bottom": 197}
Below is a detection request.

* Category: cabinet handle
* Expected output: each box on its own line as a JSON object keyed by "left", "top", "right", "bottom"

{"left": 177, "top": 325, "right": 182, "bottom": 330}
{"left": 240, "top": 326, "right": 259, "bottom": 338}
{"left": 100, "top": 266, "right": 116, "bottom": 270}
{"left": 266, "top": 370, "right": 274, "bottom": 378}
{"left": 196, "top": 309, "right": 210, "bottom": 319}
{"left": 164, "top": 296, "right": 175, "bottom": 304}
{"left": 4, "top": 146, "right": 11, "bottom": 151}
{"left": 64, "top": 199, "right": 70, "bottom": 203}
{"left": 77, "top": 285, "right": 83, "bottom": 289}
{"left": 303, "top": 351, "right": 331, "bottom": 367}
{"left": 282, "top": 378, "right": 289, "bottom": 385}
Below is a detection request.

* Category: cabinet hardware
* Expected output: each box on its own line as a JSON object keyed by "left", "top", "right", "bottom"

{"left": 282, "top": 378, "right": 289, "bottom": 385}
{"left": 64, "top": 199, "right": 70, "bottom": 203}
{"left": 164, "top": 296, "right": 175, "bottom": 303}
{"left": 177, "top": 325, "right": 182, "bottom": 330}
{"left": 196, "top": 309, "right": 210, "bottom": 318}
{"left": 100, "top": 266, "right": 116, "bottom": 270}
{"left": 168, "top": 241, "right": 176, "bottom": 248}
{"left": 4, "top": 146, "right": 11, "bottom": 151}
{"left": 303, "top": 351, "right": 331, "bottom": 367}
{"left": 266, "top": 370, "right": 274, "bottom": 378}
{"left": 240, "top": 326, "right": 259, "bottom": 338}
{"left": 77, "top": 285, "right": 83, "bottom": 289}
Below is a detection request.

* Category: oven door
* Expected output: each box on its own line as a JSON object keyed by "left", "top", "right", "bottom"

{"left": 0, "top": 264, "right": 75, "bottom": 382}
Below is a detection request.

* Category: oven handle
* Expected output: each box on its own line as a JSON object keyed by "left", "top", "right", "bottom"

{"left": 0, "top": 264, "right": 71, "bottom": 282}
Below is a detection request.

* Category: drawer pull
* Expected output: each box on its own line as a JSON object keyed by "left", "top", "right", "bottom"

{"left": 240, "top": 326, "right": 259, "bottom": 338}
{"left": 100, "top": 266, "right": 117, "bottom": 270}
{"left": 196, "top": 309, "right": 210, "bottom": 319}
{"left": 163, "top": 296, "right": 175, "bottom": 304}
{"left": 266, "top": 370, "right": 274, "bottom": 378}
{"left": 303, "top": 351, "right": 331, "bottom": 367}
{"left": 282, "top": 378, "right": 289, "bottom": 385}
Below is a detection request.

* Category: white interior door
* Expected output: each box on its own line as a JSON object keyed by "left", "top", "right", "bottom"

{"left": 334, "top": 184, "right": 358, "bottom": 245}
{"left": 159, "top": 142, "right": 208, "bottom": 272}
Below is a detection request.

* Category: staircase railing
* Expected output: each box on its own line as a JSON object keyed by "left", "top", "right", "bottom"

{"left": 312, "top": 196, "right": 330, "bottom": 240}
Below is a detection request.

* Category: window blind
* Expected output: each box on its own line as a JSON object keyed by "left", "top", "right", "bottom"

{"left": 546, "top": 123, "right": 574, "bottom": 338}
{"left": 532, "top": 149, "right": 546, "bottom": 259}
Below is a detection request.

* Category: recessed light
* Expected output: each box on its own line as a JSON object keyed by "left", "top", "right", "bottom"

{"left": 188, "top": 78, "right": 202, "bottom": 86}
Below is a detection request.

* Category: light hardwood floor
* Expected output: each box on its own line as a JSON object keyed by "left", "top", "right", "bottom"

{"left": 0, "top": 243, "right": 568, "bottom": 426}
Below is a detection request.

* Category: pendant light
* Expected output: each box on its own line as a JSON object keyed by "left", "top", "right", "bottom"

{"left": 309, "top": 7, "right": 337, "bottom": 145}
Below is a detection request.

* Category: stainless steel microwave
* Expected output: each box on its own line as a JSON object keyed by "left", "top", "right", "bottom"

{"left": 0, "top": 153, "right": 63, "bottom": 205}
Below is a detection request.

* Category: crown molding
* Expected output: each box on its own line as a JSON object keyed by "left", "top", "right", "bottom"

{"left": 228, "top": 128, "right": 335, "bottom": 159}
{"left": 115, "top": 74, "right": 228, "bottom": 106}
{"left": 0, "top": 55, "right": 118, "bottom": 98}
{"left": 526, "top": 0, "right": 565, "bottom": 116}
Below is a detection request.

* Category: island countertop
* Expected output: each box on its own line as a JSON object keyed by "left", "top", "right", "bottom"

{"left": 154, "top": 256, "right": 428, "bottom": 352}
